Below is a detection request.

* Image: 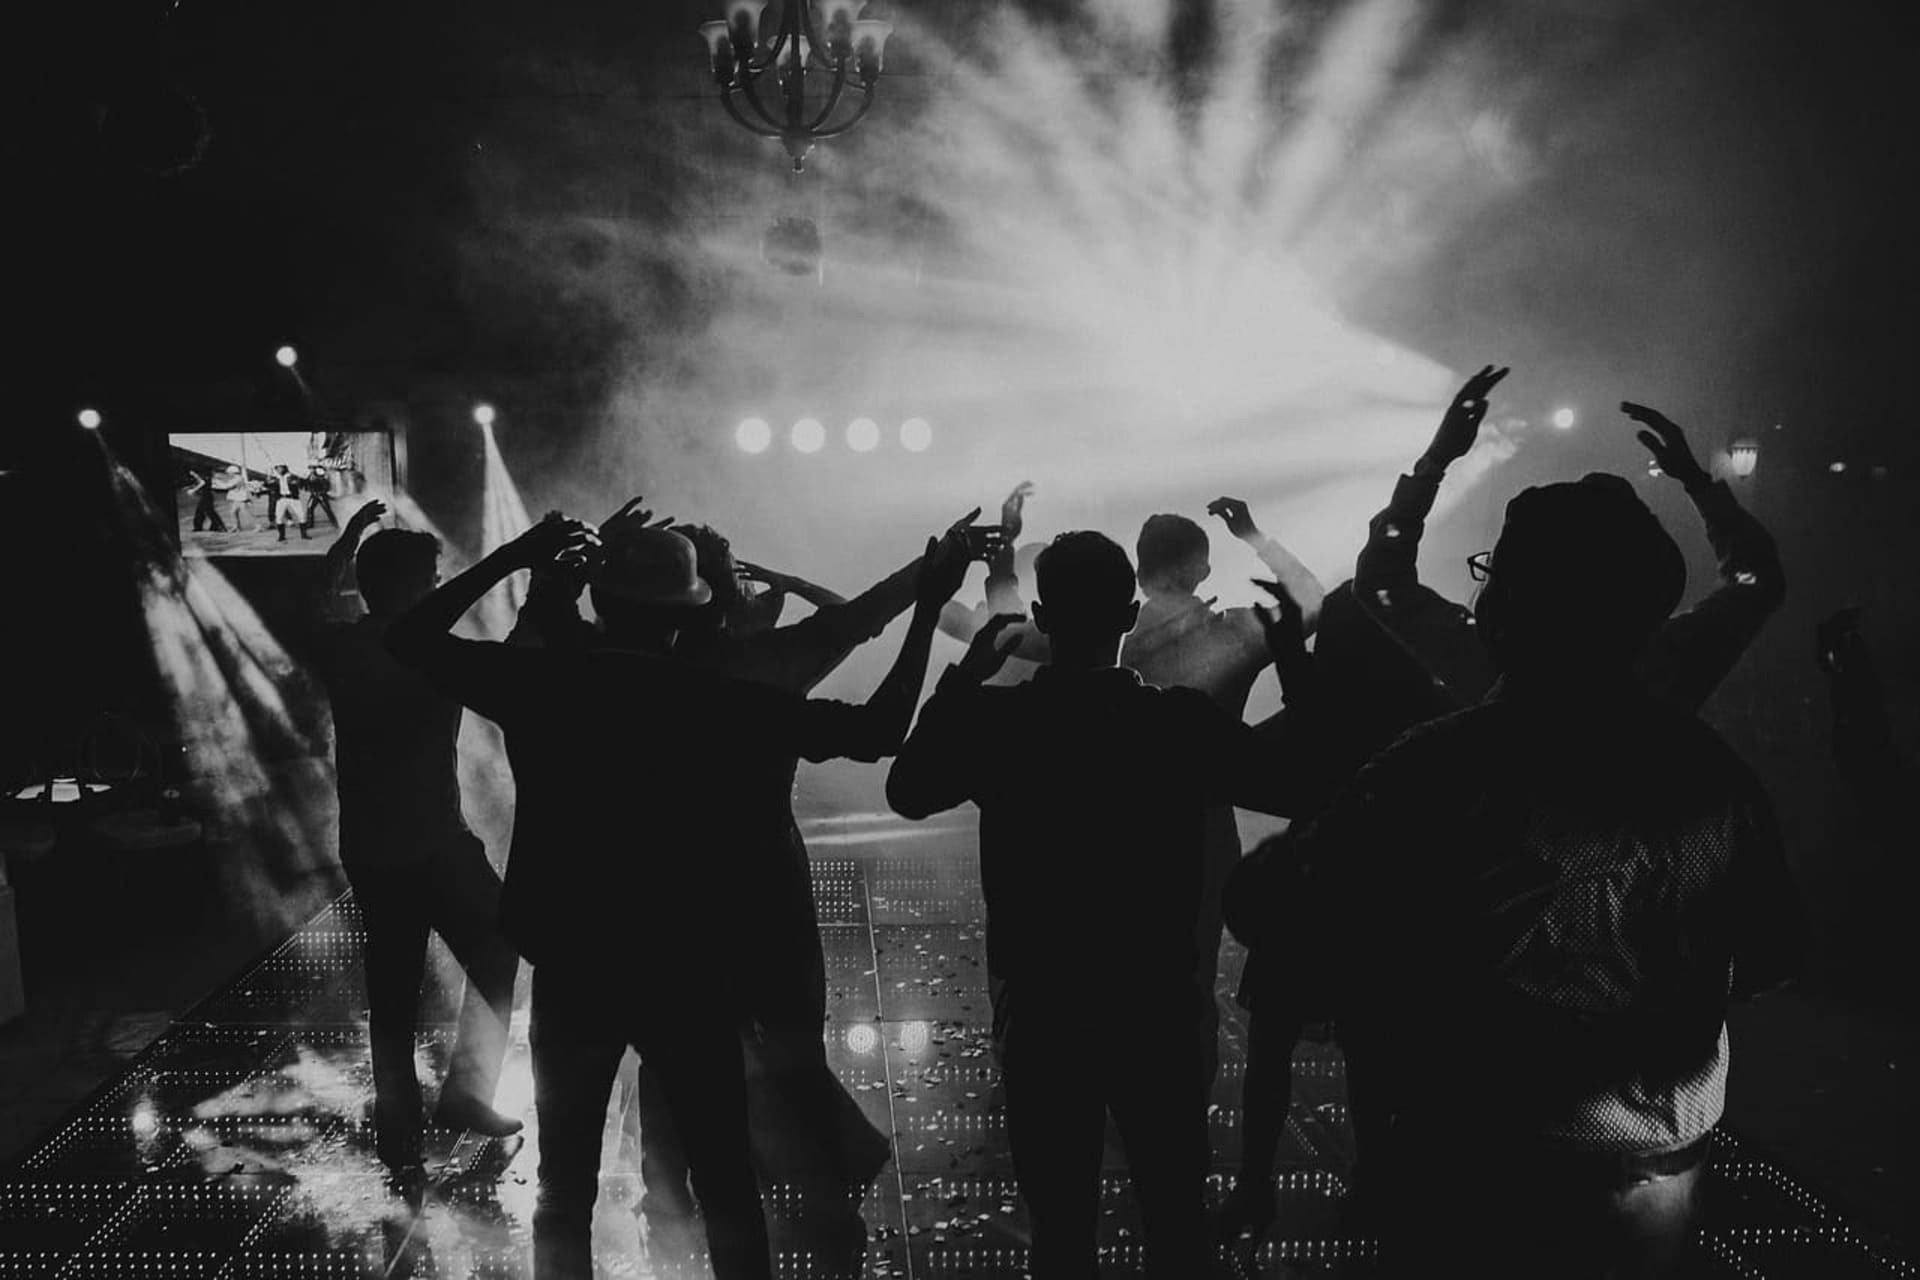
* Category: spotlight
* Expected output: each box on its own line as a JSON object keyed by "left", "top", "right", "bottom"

{"left": 846, "top": 417, "right": 880, "bottom": 452}
{"left": 77, "top": 408, "right": 103, "bottom": 429}
{"left": 473, "top": 402, "right": 496, "bottom": 427}
{"left": 898, "top": 1021, "right": 931, "bottom": 1053}
{"left": 1729, "top": 440, "right": 1759, "bottom": 478}
{"left": 735, "top": 417, "right": 772, "bottom": 454}
{"left": 1829, "top": 461, "right": 1847, "bottom": 474}
{"left": 900, "top": 417, "right": 933, "bottom": 452}
{"left": 1550, "top": 407, "right": 1576, "bottom": 430}
{"left": 792, "top": 417, "right": 826, "bottom": 453}
{"left": 274, "top": 345, "right": 299, "bottom": 368}
{"left": 844, "top": 1024, "right": 880, "bottom": 1054}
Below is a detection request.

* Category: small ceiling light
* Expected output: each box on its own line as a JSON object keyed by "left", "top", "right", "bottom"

{"left": 1829, "top": 460, "right": 1847, "bottom": 474}
{"left": 792, "top": 417, "right": 826, "bottom": 453}
{"left": 846, "top": 417, "right": 880, "bottom": 452}
{"left": 900, "top": 417, "right": 932, "bottom": 452}
{"left": 274, "top": 345, "right": 299, "bottom": 368}
{"left": 472, "top": 403, "right": 496, "bottom": 427}
{"left": 1550, "top": 407, "right": 1576, "bottom": 430}
{"left": 77, "top": 408, "right": 103, "bottom": 429}
{"left": 1729, "top": 440, "right": 1759, "bottom": 478}
{"left": 735, "top": 417, "right": 773, "bottom": 454}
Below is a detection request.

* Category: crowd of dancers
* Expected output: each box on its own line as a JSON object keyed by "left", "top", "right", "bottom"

{"left": 302, "top": 366, "right": 1801, "bottom": 1279}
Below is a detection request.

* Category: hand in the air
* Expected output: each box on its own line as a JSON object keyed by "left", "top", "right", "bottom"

{"left": 1423, "top": 364, "right": 1510, "bottom": 469}
{"left": 1253, "top": 578, "right": 1308, "bottom": 663}
{"left": 1206, "top": 497, "right": 1260, "bottom": 541}
{"left": 1620, "top": 402, "right": 1710, "bottom": 489}
{"left": 944, "top": 506, "right": 1011, "bottom": 565}
{"left": 510, "top": 515, "right": 601, "bottom": 572}
{"left": 349, "top": 498, "right": 389, "bottom": 531}
{"left": 1000, "top": 482, "right": 1035, "bottom": 543}
{"left": 956, "top": 613, "right": 1026, "bottom": 684}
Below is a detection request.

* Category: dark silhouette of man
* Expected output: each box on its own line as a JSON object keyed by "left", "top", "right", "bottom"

{"left": 186, "top": 469, "right": 225, "bottom": 532}
{"left": 387, "top": 511, "right": 976, "bottom": 1280}
{"left": 1125, "top": 499, "right": 1325, "bottom": 1091}
{"left": 887, "top": 531, "right": 1318, "bottom": 1280}
{"left": 302, "top": 464, "right": 338, "bottom": 532}
{"left": 1269, "top": 476, "right": 1802, "bottom": 1277}
{"left": 306, "top": 499, "right": 522, "bottom": 1181}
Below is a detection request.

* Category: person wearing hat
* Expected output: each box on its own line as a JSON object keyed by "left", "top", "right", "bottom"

{"left": 385, "top": 509, "right": 980, "bottom": 1280}
{"left": 1263, "top": 474, "right": 1803, "bottom": 1277}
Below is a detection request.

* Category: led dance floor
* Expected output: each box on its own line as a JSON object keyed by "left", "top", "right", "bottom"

{"left": 3, "top": 818, "right": 1913, "bottom": 1278}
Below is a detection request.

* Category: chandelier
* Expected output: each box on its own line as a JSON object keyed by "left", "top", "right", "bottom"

{"left": 699, "top": 1, "right": 894, "bottom": 172}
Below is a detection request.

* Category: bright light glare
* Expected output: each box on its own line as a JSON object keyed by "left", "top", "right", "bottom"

{"left": 1551, "top": 408, "right": 1576, "bottom": 430}
{"left": 274, "top": 345, "right": 298, "bottom": 368}
{"left": 1829, "top": 461, "right": 1847, "bottom": 474}
{"left": 899, "top": 418, "right": 933, "bottom": 453}
{"left": 77, "top": 408, "right": 102, "bottom": 429}
{"left": 792, "top": 417, "right": 826, "bottom": 453}
{"left": 735, "top": 417, "right": 772, "bottom": 454}
{"left": 844, "top": 1024, "right": 880, "bottom": 1054}
{"left": 473, "top": 402, "right": 496, "bottom": 427}
{"left": 846, "top": 417, "right": 880, "bottom": 452}
{"left": 130, "top": 1101, "right": 160, "bottom": 1141}
{"left": 898, "top": 1021, "right": 932, "bottom": 1053}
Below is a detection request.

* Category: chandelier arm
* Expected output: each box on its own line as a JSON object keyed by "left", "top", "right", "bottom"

{"left": 734, "top": 72, "right": 790, "bottom": 134}
{"left": 804, "top": 61, "right": 851, "bottom": 132}
{"left": 720, "top": 87, "right": 786, "bottom": 139}
{"left": 805, "top": 87, "right": 875, "bottom": 139}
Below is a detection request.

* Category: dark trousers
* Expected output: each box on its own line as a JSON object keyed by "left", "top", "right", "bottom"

{"left": 347, "top": 833, "right": 518, "bottom": 1168}
{"left": 1383, "top": 1125, "right": 1709, "bottom": 1278}
{"left": 1193, "top": 804, "right": 1243, "bottom": 1089}
{"left": 530, "top": 964, "right": 770, "bottom": 1280}
{"left": 999, "top": 987, "right": 1209, "bottom": 1279}
{"left": 303, "top": 491, "right": 337, "bottom": 529}
{"left": 193, "top": 490, "right": 225, "bottom": 532}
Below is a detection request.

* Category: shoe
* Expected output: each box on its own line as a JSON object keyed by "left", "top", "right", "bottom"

{"left": 1219, "top": 1177, "right": 1278, "bottom": 1244}
{"left": 431, "top": 1093, "right": 525, "bottom": 1139}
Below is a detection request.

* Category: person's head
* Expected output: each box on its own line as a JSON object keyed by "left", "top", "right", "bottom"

{"left": 355, "top": 529, "right": 442, "bottom": 616}
{"left": 1032, "top": 531, "right": 1140, "bottom": 659}
{"left": 273, "top": 464, "right": 289, "bottom": 476}
{"left": 1135, "top": 514, "right": 1210, "bottom": 597}
{"left": 1472, "top": 473, "right": 1686, "bottom": 681}
{"left": 668, "top": 524, "right": 742, "bottom": 636}
{"left": 591, "top": 525, "right": 712, "bottom": 651}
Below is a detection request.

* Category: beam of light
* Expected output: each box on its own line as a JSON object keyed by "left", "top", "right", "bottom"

{"left": 475, "top": 419, "right": 534, "bottom": 636}
{"left": 94, "top": 436, "right": 337, "bottom": 935}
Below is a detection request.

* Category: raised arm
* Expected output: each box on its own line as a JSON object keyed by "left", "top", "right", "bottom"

{"left": 1622, "top": 402, "right": 1787, "bottom": 711}
{"left": 1207, "top": 497, "right": 1327, "bottom": 635}
{"left": 1356, "top": 365, "right": 1508, "bottom": 595}
{"left": 320, "top": 499, "right": 386, "bottom": 607}
{"left": 887, "top": 613, "right": 1022, "bottom": 818}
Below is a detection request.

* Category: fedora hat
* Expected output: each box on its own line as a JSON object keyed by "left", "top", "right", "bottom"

{"left": 595, "top": 526, "right": 713, "bottom": 607}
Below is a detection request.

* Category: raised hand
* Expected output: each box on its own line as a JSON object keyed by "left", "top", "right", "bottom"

{"left": 944, "top": 506, "right": 1011, "bottom": 564}
{"left": 509, "top": 514, "right": 601, "bottom": 571}
{"left": 602, "top": 495, "right": 676, "bottom": 531}
{"left": 956, "top": 613, "right": 1026, "bottom": 684}
{"left": 1206, "top": 497, "right": 1260, "bottom": 541}
{"left": 1252, "top": 578, "right": 1308, "bottom": 664}
{"left": 1423, "top": 364, "right": 1510, "bottom": 470}
{"left": 348, "top": 498, "right": 389, "bottom": 531}
{"left": 915, "top": 534, "right": 974, "bottom": 610}
{"left": 735, "top": 560, "right": 789, "bottom": 592}
{"left": 1000, "top": 481, "right": 1035, "bottom": 542}
{"left": 1620, "top": 401, "right": 1710, "bottom": 489}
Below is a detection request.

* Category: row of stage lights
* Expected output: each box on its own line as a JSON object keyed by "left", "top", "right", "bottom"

{"left": 734, "top": 416, "right": 934, "bottom": 455}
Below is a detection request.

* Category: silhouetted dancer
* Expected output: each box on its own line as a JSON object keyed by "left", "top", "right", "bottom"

{"left": 186, "top": 469, "right": 225, "bottom": 532}
{"left": 887, "top": 531, "right": 1320, "bottom": 1280}
{"left": 1266, "top": 476, "right": 1803, "bottom": 1278}
{"left": 1226, "top": 374, "right": 1791, "bottom": 1233}
{"left": 1125, "top": 499, "right": 1325, "bottom": 1092}
{"left": 389, "top": 513, "right": 975, "bottom": 1280}
{"left": 305, "top": 499, "right": 522, "bottom": 1184}
{"left": 302, "top": 463, "right": 339, "bottom": 531}
{"left": 516, "top": 506, "right": 1005, "bottom": 1251}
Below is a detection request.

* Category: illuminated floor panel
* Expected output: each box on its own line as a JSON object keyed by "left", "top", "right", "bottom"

{"left": 2, "top": 818, "right": 1912, "bottom": 1278}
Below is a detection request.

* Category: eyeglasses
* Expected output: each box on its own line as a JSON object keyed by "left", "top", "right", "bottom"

{"left": 1467, "top": 550, "right": 1493, "bottom": 582}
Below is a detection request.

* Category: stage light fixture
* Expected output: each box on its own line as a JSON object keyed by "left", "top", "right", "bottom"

{"left": 1729, "top": 440, "right": 1759, "bottom": 477}
{"left": 792, "top": 417, "right": 826, "bottom": 453}
{"left": 1550, "top": 407, "right": 1576, "bottom": 430}
{"left": 735, "top": 417, "right": 773, "bottom": 454}
{"left": 472, "top": 403, "right": 496, "bottom": 427}
{"left": 846, "top": 417, "right": 880, "bottom": 452}
{"left": 1829, "top": 460, "right": 1847, "bottom": 474}
{"left": 77, "top": 408, "right": 103, "bottom": 429}
{"left": 274, "top": 345, "right": 299, "bottom": 368}
{"left": 900, "top": 417, "right": 932, "bottom": 452}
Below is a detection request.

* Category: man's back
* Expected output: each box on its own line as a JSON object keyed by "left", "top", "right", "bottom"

{"left": 1303, "top": 685, "right": 1800, "bottom": 1151}
{"left": 1123, "top": 595, "right": 1268, "bottom": 717}
{"left": 895, "top": 665, "right": 1265, "bottom": 1001}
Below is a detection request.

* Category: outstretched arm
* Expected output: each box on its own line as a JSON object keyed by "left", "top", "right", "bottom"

{"left": 317, "top": 498, "right": 387, "bottom": 620}
{"left": 1623, "top": 402, "right": 1787, "bottom": 711}
{"left": 1208, "top": 497, "right": 1327, "bottom": 636}
{"left": 1356, "top": 365, "right": 1508, "bottom": 595}
{"left": 887, "top": 613, "right": 1022, "bottom": 818}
